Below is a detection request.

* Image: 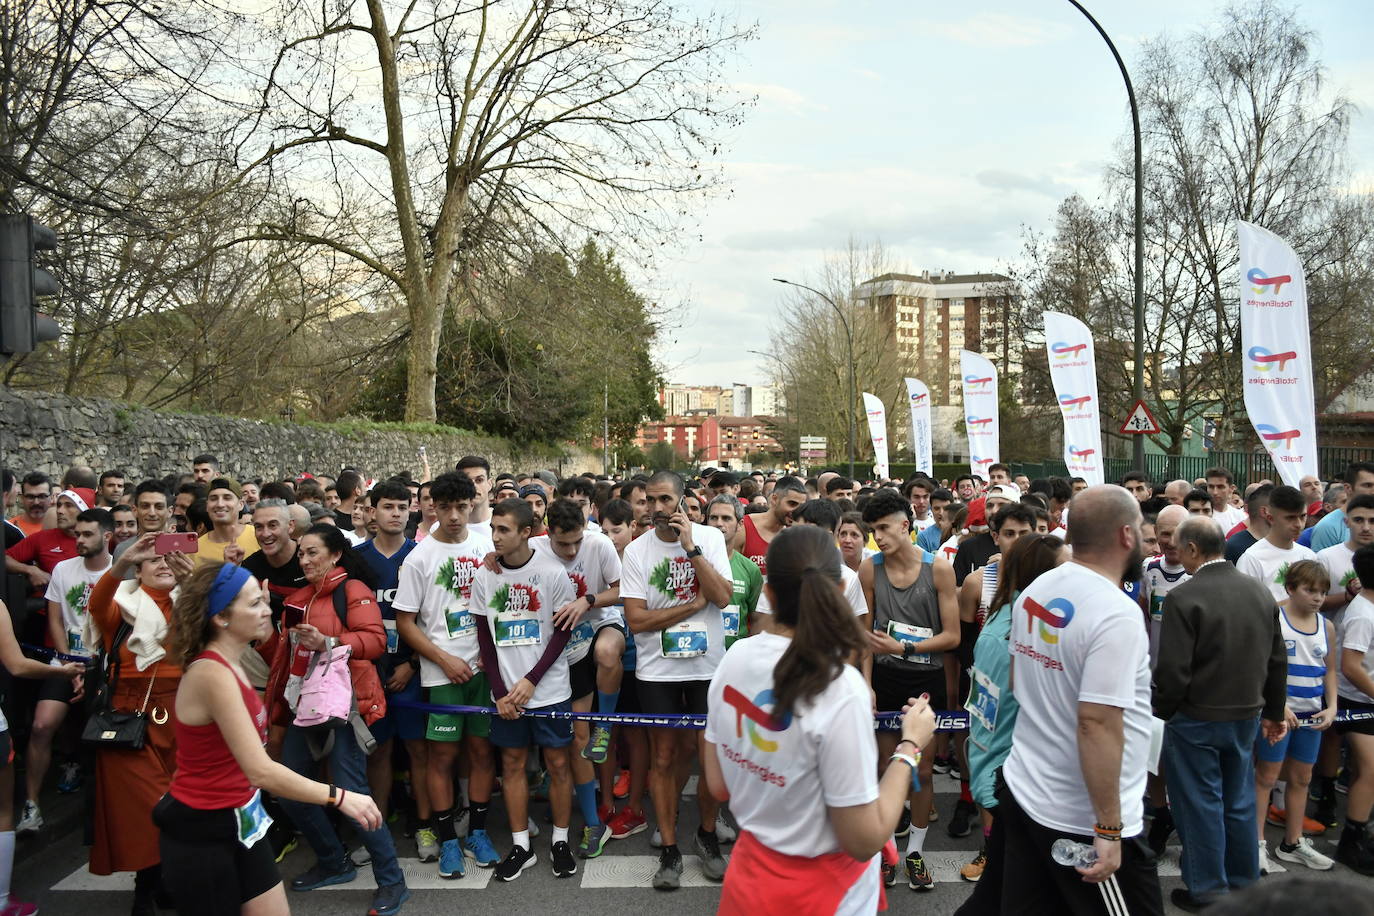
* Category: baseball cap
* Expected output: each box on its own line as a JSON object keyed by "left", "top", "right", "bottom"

{"left": 986, "top": 483, "right": 1021, "bottom": 502}
{"left": 208, "top": 476, "right": 243, "bottom": 500}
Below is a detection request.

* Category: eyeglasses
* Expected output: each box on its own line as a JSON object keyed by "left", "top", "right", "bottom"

{"left": 21, "top": 492, "right": 51, "bottom": 501}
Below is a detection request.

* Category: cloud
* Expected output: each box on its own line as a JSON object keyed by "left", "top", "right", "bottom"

{"left": 914, "top": 12, "right": 1072, "bottom": 49}
{"left": 732, "top": 81, "right": 827, "bottom": 114}
{"left": 976, "top": 169, "right": 1074, "bottom": 198}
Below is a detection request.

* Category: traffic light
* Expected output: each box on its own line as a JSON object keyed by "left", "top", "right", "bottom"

{"left": 0, "top": 214, "right": 60, "bottom": 356}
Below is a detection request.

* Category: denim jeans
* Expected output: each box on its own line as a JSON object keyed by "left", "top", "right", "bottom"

{"left": 278, "top": 723, "right": 405, "bottom": 889}
{"left": 1163, "top": 714, "right": 1259, "bottom": 901}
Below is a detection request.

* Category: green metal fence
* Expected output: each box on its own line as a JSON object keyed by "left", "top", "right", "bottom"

{"left": 1010, "top": 447, "right": 1374, "bottom": 487}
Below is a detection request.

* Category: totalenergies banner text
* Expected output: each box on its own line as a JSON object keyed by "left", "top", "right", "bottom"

{"left": 863, "top": 392, "right": 890, "bottom": 481}
{"left": 1236, "top": 221, "right": 1318, "bottom": 487}
{"left": 1043, "top": 311, "right": 1104, "bottom": 486}
{"left": 960, "top": 350, "right": 999, "bottom": 479}
{"left": 905, "top": 377, "right": 933, "bottom": 477}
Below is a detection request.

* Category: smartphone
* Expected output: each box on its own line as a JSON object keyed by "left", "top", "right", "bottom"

{"left": 154, "top": 532, "right": 198, "bottom": 555}
{"left": 282, "top": 604, "right": 304, "bottom": 631}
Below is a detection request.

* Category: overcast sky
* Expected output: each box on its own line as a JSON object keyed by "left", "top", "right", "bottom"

{"left": 651, "top": 0, "right": 1374, "bottom": 388}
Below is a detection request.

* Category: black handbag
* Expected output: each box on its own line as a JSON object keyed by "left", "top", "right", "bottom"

{"left": 81, "top": 620, "right": 159, "bottom": 750}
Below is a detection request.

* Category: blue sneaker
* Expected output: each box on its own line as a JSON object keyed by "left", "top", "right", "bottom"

{"left": 369, "top": 881, "right": 410, "bottom": 915}
{"left": 464, "top": 829, "right": 500, "bottom": 867}
{"left": 439, "top": 839, "right": 466, "bottom": 879}
{"left": 290, "top": 860, "right": 357, "bottom": 891}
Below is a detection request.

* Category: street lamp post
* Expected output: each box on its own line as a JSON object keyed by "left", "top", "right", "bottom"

{"left": 773, "top": 278, "right": 856, "bottom": 478}
{"left": 1067, "top": 0, "right": 1146, "bottom": 473}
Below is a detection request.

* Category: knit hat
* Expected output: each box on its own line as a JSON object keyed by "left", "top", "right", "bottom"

{"left": 56, "top": 487, "right": 96, "bottom": 512}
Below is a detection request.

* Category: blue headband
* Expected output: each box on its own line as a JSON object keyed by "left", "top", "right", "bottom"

{"left": 207, "top": 563, "right": 255, "bottom": 620}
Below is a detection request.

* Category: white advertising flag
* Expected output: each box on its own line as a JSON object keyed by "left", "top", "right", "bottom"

{"left": 1237, "top": 221, "right": 1319, "bottom": 487}
{"left": 862, "top": 392, "right": 890, "bottom": 482}
{"left": 905, "top": 378, "right": 933, "bottom": 476}
{"left": 1043, "top": 311, "right": 1104, "bottom": 486}
{"left": 960, "top": 350, "right": 999, "bottom": 479}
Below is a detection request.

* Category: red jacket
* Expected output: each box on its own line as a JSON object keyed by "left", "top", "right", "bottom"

{"left": 266, "top": 567, "right": 387, "bottom": 727}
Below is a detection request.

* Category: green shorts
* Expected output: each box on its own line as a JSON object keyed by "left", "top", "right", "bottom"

{"left": 425, "top": 674, "right": 492, "bottom": 742}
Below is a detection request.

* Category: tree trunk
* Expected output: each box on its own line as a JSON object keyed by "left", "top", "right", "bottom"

{"left": 404, "top": 286, "right": 441, "bottom": 423}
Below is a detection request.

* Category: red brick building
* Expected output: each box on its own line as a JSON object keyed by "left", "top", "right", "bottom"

{"left": 636, "top": 415, "right": 781, "bottom": 467}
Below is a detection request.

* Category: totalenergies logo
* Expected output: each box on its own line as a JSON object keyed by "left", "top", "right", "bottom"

{"left": 971, "top": 456, "right": 994, "bottom": 468}
{"left": 966, "top": 414, "right": 993, "bottom": 430}
{"left": 1051, "top": 341, "right": 1087, "bottom": 360}
{"left": 1058, "top": 393, "right": 1092, "bottom": 412}
{"left": 964, "top": 374, "right": 992, "bottom": 390}
{"left": 1248, "top": 346, "right": 1297, "bottom": 372}
{"left": 910, "top": 391, "right": 928, "bottom": 406}
{"left": 1024, "top": 595, "right": 1074, "bottom": 644}
{"left": 1067, "top": 445, "right": 1096, "bottom": 459}
{"left": 1255, "top": 424, "right": 1301, "bottom": 451}
{"left": 1248, "top": 268, "right": 1292, "bottom": 295}
{"left": 722, "top": 685, "right": 792, "bottom": 752}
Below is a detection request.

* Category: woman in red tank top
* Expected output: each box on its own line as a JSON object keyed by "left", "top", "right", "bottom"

{"left": 154, "top": 562, "right": 380, "bottom": 916}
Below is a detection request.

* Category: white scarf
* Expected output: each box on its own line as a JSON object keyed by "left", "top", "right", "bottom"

{"left": 85, "top": 579, "right": 178, "bottom": 671}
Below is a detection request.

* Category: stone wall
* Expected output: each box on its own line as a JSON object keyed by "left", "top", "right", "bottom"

{"left": 0, "top": 387, "right": 600, "bottom": 482}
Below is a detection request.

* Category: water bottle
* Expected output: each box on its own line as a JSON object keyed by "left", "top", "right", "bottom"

{"left": 1051, "top": 838, "right": 1098, "bottom": 868}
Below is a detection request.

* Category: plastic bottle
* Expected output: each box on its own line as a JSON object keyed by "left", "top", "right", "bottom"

{"left": 1051, "top": 838, "right": 1098, "bottom": 868}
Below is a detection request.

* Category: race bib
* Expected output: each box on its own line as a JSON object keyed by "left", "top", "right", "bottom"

{"left": 567, "top": 621, "right": 595, "bottom": 657}
{"left": 66, "top": 629, "right": 90, "bottom": 658}
{"left": 966, "top": 667, "right": 1001, "bottom": 732}
{"left": 1149, "top": 594, "right": 1165, "bottom": 623}
{"left": 888, "top": 621, "right": 933, "bottom": 665}
{"left": 497, "top": 609, "right": 541, "bottom": 647}
{"left": 235, "top": 790, "right": 274, "bottom": 849}
{"left": 721, "top": 604, "right": 740, "bottom": 639}
{"left": 661, "top": 621, "right": 708, "bottom": 658}
{"left": 383, "top": 619, "right": 399, "bottom": 654}
{"left": 445, "top": 605, "right": 476, "bottom": 640}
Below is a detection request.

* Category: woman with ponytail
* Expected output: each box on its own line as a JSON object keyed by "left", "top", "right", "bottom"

{"left": 155, "top": 561, "right": 381, "bottom": 915}
{"left": 703, "top": 525, "right": 936, "bottom": 915}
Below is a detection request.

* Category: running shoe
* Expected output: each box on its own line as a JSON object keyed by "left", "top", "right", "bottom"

{"left": 1275, "top": 836, "right": 1334, "bottom": 871}
{"left": 931, "top": 754, "right": 953, "bottom": 775}
{"left": 350, "top": 844, "right": 372, "bottom": 866}
{"left": 495, "top": 845, "right": 537, "bottom": 882}
{"left": 57, "top": 760, "right": 82, "bottom": 793}
{"left": 695, "top": 830, "right": 726, "bottom": 882}
{"left": 948, "top": 799, "right": 975, "bottom": 838}
{"left": 1314, "top": 795, "right": 1338, "bottom": 831}
{"left": 271, "top": 829, "right": 298, "bottom": 864}
{"left": 1336, "top": 830, "right": 1374, "bottom": 875}
{"left": 894, "top": 804, "right": 911, "bottom": 838}
{"left": 583, "top": 725, "right": 612, "bottom": 764}
{"left": 551, "top": 840, "right": 578, "bottom": 877}
{"left": 653, "top": 846, "right": 683, "bottom": 890}
{"left": 613, "top": 768, "right": 631, "bottom": 799}
{"left": 947, "top": 758, "right": 964, "bottom": 781}
{"left": 881, "top": 862, "right": 897, "bottom": 887}
{"left": 438, "top": 839, "right": 466, "bottom": 879}
{"left": 715, "top": 816, "right": 738, "bottom": 844}
{"left": 1258, "top": 839, "right": 1277, "bottom": 877}
{"left": 290, "top": 860, "right": 357, "bottom": 891}
{"left": 650, "top": 827, "right": 663, "bottom": 848}
{"left": 464, "top": 829, "right": 500, "bottom": 867}
{"left": 1, "top": 900, "right": 40, "bottom": 916}
{"left": 531, "top": 769, "right": 551, "bottom": 802}
{"left": 608, "top": 807, "right": 647, "bottom": 839}
{"left": 15, "top": 801, "right": 41, "bottom": 835}
{"left": 927, "top": 804, "right": 939, "bottom": 824}
{"left": 1148, "top": 808, "right": 1175, "bottom": 856}
{"left": 578, "top": 823, "right": 612, "bottom": 859}
{"left": 368, "top": 882, "right": 410, "bottom": 916}
{"left": 960, "top": 848, "right": 987, "bottom": 882}
{"left": 527, "top": 816, "right": 541, "bottom": 839}
{"left": 905, "top": 852, "right": 934, "bottom": 891}
{"left": 416, "top": 827, "right": 439, "bottom": 863}
{"left": 1266, "top": 804, "right": 1326, "bottom": 835}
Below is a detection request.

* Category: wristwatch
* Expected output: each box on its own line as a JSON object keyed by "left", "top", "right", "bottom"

{"left": 901, "top": 642, "right": 916, "bottom": 659}
{"left": 685, "top": 546, "right": 703, "bottom": 559}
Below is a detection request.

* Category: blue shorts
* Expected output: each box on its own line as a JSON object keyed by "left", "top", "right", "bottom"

{"left": 370, "top": 674, "right": 426, "bottom": 744}
{"left": 1255, "top": 723, "right": 1322, "bottom": 765}
{"left": 487, "top": 700, "right": 574, "bottom": 749}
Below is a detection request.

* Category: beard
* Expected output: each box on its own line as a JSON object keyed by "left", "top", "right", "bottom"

{"left": 1123, "top": 542, "right": 1146, "bottom": 582}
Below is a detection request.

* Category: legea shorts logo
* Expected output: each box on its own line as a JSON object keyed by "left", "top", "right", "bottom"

{"left": 1255, "top": 424, "right": 1301, "bottom": 451}
{"left": 964, "top": 374, "right": 992, "bottom": 390}
{"left": 966, "top": 414, "right": 993, "bottom": 430}
{"left": 722, "top": 685, "right": 793, "bottom": 752}
{"left": 1058, "top": 393, "right": 1092, "bottom": 412}
{"left": 1051, "top": 341, "right": 1087, "bottom": 360}
{"left": 1248, "top": 346, "right": 1297, "bottom": 372}
{"left": 1024, "top": 595, "right": 1074, "bottom": 644}
{"left": 1247, "top": 268, "right": 1292, "bottom": 295}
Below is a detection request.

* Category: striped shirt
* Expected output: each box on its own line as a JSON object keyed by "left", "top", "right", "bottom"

{"left": 1280, "top": 608, "right": 1328, "bottom": 715}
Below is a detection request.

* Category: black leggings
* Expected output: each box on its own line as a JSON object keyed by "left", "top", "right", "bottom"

{"left": 153, "top": 794, "right": 281, "bottom": 915}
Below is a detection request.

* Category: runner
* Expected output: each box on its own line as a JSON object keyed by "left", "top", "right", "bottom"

{"left": 739, "top": 476, "right": 806, "bottom": 577}
{"left": 1237, "top": 485, "right": 1317, "bottom": 601}
{"left": 704, "top": 494, "right": 763, "bottom": 644}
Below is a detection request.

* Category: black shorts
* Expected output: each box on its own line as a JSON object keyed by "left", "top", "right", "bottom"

{"left": 872, "top": 662, "right": 947, "bottom": 715}
{"left": 153, "top": 795, "right": 280, "bottom": 915}
{"left": 1337, "top": 697, "right": 1374, "bottom": 736}
{"left": 569, "top": 653, "right": 596, "bottom": 701}
{"left": 37, "top": 674, "right": 74, "bottom": 704}
{"left": 637, "top": 678, "right": 711, "bottom": 718}
{"left": 617, "top": 670, "right": 642, "bottom": 716}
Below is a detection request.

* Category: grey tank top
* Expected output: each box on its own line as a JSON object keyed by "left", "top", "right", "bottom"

{"left": 872, "top": 550, "right": 942, "bottom": 671}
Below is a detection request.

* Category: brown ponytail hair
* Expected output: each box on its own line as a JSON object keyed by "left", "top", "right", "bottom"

{"left": 171, "top": 561, "right": 230, "bottom": 667}
{"left": 988, "top": 534, "right": 1065, "bottom": 624}
{"left": 766, "top": 525, "right": 866, "bottom": 717}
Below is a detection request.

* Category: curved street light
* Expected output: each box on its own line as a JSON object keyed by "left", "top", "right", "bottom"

{"left": 772, "top": 278, "right": 856, "bottom": 477}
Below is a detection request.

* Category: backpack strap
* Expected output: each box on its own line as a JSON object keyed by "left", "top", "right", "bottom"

{"left": 331, "top": 580, "right": 351, "bottom": 629}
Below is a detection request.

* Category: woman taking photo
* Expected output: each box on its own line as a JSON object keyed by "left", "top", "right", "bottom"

{"left": 157, "top": 561, "right": 381, "bottom": 915}
{"left": 703, "top": 525, "right": 937, "bottom": 915}
{"left": 86, "top": 531, "right": 192, "bottom": 914}
{"left": 264, "top": 524, "right": 409, "bottom": 916}
{"left": 955, "top": 533, "right": 1065, "bottom": 916}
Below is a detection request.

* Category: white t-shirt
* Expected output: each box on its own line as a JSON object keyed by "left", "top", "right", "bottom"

{"left": 756, "top": 564, "right": 867, "bottom": 618}
{"left": 1213, "top": 505, "right": 1247, "bottom": 535}
{"left": 705, "top": 632, "right": 877, "bottom": 857}
{"left": 912, "top": 515, "right": 937, "bottom": 532}
{"left": 1003, "top": 562, "right": 1153, "bottom": 837}
{"left": 1337, "top": 594, "right": 1374, "bottom": 703}
{"left": 1237, "top": 538, "right": 1317, "bottom": 601}
{"left": 938, "top": 534, "right": 960, "bottom": 565}
{"left": 1141, "top": 557, "right": 1189, "bottom": 667}
{"left": 470, "top": 550, "right": 574, "bottom": 708}
{"left": 467, "top": 520, "right": 493, "bottom": 542}
{"left": 44, "top": 555, "right": 111, "bottom": 658}
{"left": 1318, "top": 543, "right": 1357, "bottom": 619}
{"left": 392, "top": 531, "right": 495, "bottom": 687}
{"left": 620, "top": 523, "right": 732, "bottom": 683}
{"left": 530, "top": 531, "right": 623, "bottom": 664}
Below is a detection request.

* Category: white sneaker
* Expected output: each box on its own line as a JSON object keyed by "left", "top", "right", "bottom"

{"left": 1274, "top": 836, "right": 1334, "bottom": 871}
{"left": 715, "top": 819, "right": 737, "bottom": 844}
{"left": 16, "top": 801, "right": 42, "bottom": 834}
{"left": 650, "top": 827, "right": 662, "bottom": 848}
{"left": 527, "top": 817, "right": 540, "bottom": 839}
{"left": 350, "top": 844, "right": 372, "bottom": 866}
{"left": 1258, "top": 839, "right": 1277, "bottom": 876}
